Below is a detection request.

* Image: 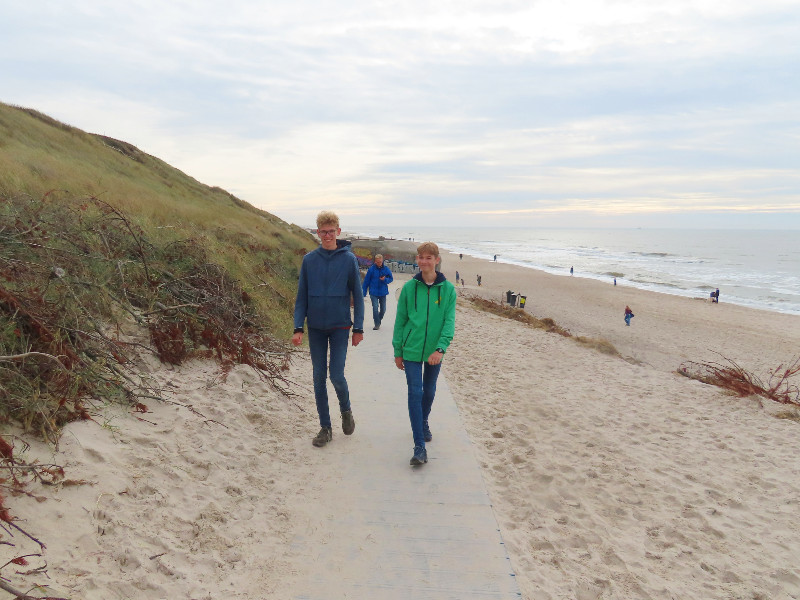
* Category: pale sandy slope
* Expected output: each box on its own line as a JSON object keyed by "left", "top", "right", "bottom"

{"left": 2, "top": 250, "right": 799, "bottom": 600}
{"left": 443, "top": 251, "right": 800, "bottom": 600}
{"left": 2, "top": 351, "right": 318, "bottom": 599}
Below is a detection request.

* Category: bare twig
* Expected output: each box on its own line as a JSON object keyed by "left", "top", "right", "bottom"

{"left": 0, "top": 354, "right": 68, "bottom": 372}
{"left": 142, "top": 303, "right": 200, "bottom": 316}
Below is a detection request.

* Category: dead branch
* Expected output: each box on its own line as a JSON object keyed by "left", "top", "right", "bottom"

{"left": 679, "top": 354, "right": 800, "bottom": 408}
{"left": 142, "top": 303, "right": 200, "bottom": 316}
{"left": 0, "top": 578, "right": 68, "bottom": 600}
{"left": 0, "top": 354, "right": 68, "bottom": 372}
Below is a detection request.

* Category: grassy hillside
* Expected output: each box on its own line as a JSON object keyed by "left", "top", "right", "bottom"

{"left": 0, "top": 101, "right": 316, "bottom": 437}
{"left": 0, "top": 103, "right": 314, "bottom": 323}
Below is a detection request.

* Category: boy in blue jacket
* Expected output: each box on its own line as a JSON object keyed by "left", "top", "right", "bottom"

{"left": 362, "top": 254, "right": 394, "bottom": 330}
{"left": 292, "top": 211, "right": 365, "bottom": 447}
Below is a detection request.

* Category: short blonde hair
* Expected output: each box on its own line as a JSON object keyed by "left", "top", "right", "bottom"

{"left": 316, "top": 210, "right": 340, "bottom": 229}
{"left": 416, "top": 241, "right": 440, "bottom": 257}
{"left": 374, "top": 254, "right": 383, "bottom": 261}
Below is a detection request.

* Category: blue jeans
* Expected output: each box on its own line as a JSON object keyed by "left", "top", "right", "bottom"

{"left": 370, "top": 294, "right": 387, "bottom": 326}
{"left": 403, "top": 360, "right": 442, "bottom": 448}
{"left": 308, "top": 328, "right": 351, "bottom": 428}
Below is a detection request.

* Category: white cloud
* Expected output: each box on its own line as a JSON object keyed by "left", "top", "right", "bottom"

{"left": 1, "top": 0, "right": 798, "bottom": 227}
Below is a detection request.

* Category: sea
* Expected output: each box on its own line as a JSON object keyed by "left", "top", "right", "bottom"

{"left": 350, "top": 227, "right": 800, "bottom": 316}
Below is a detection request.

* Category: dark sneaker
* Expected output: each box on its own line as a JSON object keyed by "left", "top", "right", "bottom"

{"left": 372, "top": 324, "right": 380, "bottom": 330}
{"left": 410, "top": 446, "right": 427, "bottom": 466}
{"left": 341, "top": 410, "right": 355, "bottom": 435}
{"left": 423, "top": 422, "right": 432, "bottom": 443}
{"left": 312, "top": 427, "right": 332, "bottom": 447}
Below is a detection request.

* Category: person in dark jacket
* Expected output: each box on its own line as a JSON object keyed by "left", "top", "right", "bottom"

{"left": 362, "top": 254, "right": 393, "bottom": 330}
{"left": 292, "top": 211, "right": 365, "bottom": 447}
{"left": 393, "top": 241, "right": 457, "bottom": 466}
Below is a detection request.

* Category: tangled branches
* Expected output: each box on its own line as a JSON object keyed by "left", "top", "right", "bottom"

{"left": 0, "top": 435, "right": 70, "bottom": 600}
{"left": 1, "top": 194, "right": 293, "bottom": 434}
{"left": 679, "top": 355, "right": 800, "bottom": 408}
{"left": 0, "top": 192, "right": 297, "bottom": 592}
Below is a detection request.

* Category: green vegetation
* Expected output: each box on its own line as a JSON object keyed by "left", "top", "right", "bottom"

{"left": 0, "top": 102, "right": 317, "bottom": 439}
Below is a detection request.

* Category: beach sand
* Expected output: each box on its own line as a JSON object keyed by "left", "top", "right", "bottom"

{"left": 442, "top": 250, "right": 800, "bottom": 600}
{"left": 2, "top": 248, "right": 799, "bottom": 599}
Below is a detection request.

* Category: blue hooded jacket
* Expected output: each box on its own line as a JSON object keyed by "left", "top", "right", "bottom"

{"left": 361, "top": 263, "right": 394, "bottom": 297}
{"left": 293, "top": 240, "right": 365, "bottom": 331}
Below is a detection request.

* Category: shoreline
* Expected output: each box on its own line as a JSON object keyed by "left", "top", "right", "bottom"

{"left": 442, "top": 247, "right": 800, "bottom": 317}
{"left": 439, "top": 248, "right": 800, "bottom": 376}
{"left": 344, "top": 230, "right": 800, "bottom": 317}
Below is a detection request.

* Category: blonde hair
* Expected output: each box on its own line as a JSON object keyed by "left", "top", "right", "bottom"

{"left": 416, "top": 241, "right": 440, "bottom": 257}
{"left": 374, "top": 254, "right": 383, "bottom": 261}
{"left": 316, "top": 210, "right": 340, "bottom": 229}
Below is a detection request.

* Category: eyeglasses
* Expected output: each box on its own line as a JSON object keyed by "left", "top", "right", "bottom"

{"left": 318, "top": 229, "right": 337, "bottom": 237}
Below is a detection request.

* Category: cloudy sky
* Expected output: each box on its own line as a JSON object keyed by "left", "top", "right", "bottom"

{"left": 2, "top": 0, "right": 799, "bottom": 228}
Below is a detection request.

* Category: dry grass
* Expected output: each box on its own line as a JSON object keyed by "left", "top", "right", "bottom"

{"left": 574, "top": 336, "right": 621, "bottom": 356}
{"left": 462, "top": 293, "right": 621, "bottom": 357}
{"left": 775, "top": 410, "right": 800, "bottom": 422}
{"left": 679, "top": 355, "right": 800, "bottom": 409}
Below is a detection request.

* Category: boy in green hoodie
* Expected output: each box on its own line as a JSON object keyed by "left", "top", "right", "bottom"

{"left": 392, "top": 242, "right": 457, "bottom": 466}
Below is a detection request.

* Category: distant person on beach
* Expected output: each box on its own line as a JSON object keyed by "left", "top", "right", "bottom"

{"left": 459, "top": 253, "right": 463, "bottom": 260}
{"left": 393, "top": 241, "right": 457, "bottom": 467}
{"left": 477, "top": 274, "right": 482, "bottom": 286}
{"left": 456, "top": 270, "right": 460, "bottom": 283}
{"left": 570, "top": 266, "right": 573, "bottom": 276}
{"left": 292, "top": 211, "right": 364, "bottom": 448}
{"left": 461, "top": 278, "right": 465, "bottom": 287}
{"left": 712, "top": 288, "right": 720, "bottom": 303}
{"left": 624, "top": 305, "right": 634, "bottom": 326}
{"left": 493, "top": 254, "right": 497, "bottom": 262}
{"left": 614, "top": 277, "right": 617, "bottom": 286}
{"left": 362, "top": 254, "right": 393, "bottom": 330}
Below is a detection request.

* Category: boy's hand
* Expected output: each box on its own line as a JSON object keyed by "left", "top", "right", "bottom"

{"left": 352, "top": 332, "right": 363, "bottom": 347}
{"left": 291, "top": 332, "right": 303, "bottom": 346}
{"left": 395, "top": 356, "right": 404, "bottom": 370}
{"left": 427, "top": 350, "right": 443, "bottom": 365}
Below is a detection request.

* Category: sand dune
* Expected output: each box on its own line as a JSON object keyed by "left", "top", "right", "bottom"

{"left": 2, "top": 249, "right": 799, "bottom": 599}
{"left": 443, "top": 250, "right": 800, "bottom": 600}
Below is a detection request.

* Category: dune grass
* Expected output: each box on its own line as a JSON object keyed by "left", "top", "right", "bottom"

{"left": 0, "top": 102, "right": 322, "bottom": 587}
{"left": 0, "top": 101, "right": 316, "bottom": 443}
{"left": 462, "top": 293, "right": 621, "bottom": 357}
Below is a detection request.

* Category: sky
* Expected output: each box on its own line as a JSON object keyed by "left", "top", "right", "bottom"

{"left": 2, "top": 0, "right": 799, "bottom": 229}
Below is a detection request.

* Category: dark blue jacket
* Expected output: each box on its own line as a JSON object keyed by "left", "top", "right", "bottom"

{"left": 293, "top": 240, "right": 365, "bottom": 331}
{"left": 362, "top": 263, "right": 394, "bottom": 297}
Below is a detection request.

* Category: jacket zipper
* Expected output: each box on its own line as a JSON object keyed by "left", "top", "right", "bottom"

{"left": 421, "top": 285, "right": 431, "bottom": 362}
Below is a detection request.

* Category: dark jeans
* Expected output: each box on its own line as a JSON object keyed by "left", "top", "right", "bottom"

{"left": 403, "top": 360, "right": 442, "bottom": 448}
{"left": 308, "top": 328, "right": 351, "bottom": 428}
{"left": 370, "top": 294, "right": 387, "bottom": 326}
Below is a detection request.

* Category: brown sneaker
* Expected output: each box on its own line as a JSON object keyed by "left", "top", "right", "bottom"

{"left": 341, "top": 410, "right": 355, "bottom": 435}
{"left": 312, "top": 427, "right": 332, "bottom": 447}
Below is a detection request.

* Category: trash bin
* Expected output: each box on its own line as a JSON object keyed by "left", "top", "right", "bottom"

{"left": 519, "top": 295, "right": 527, "bottom": 309}
{"left": 506, "top": 290, "right": 513, "bottom": 304}
{"left": 509, "top": 294, "right": 517, "bottom": 307}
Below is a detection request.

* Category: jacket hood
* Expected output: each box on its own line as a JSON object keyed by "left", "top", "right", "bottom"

{"left": 413, "top": 271, "right": 447, "bottom": 285}
{"left": 318, "top": 239, "right": 352, "bottom": 256}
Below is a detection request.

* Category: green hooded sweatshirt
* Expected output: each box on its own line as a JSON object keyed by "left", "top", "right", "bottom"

{"left": 392, "top": 272, "right": 457, "bottom": 362}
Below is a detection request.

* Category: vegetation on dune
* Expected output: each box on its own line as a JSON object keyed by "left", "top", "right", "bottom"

{"left": 461, "top": 292, "right": 621, "bottom": 357}
{"left": 679, "top": 355, "right": 800, "bottom": 410}
{"left": 0, "top": 102, "right": 316, "bottom": 583}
